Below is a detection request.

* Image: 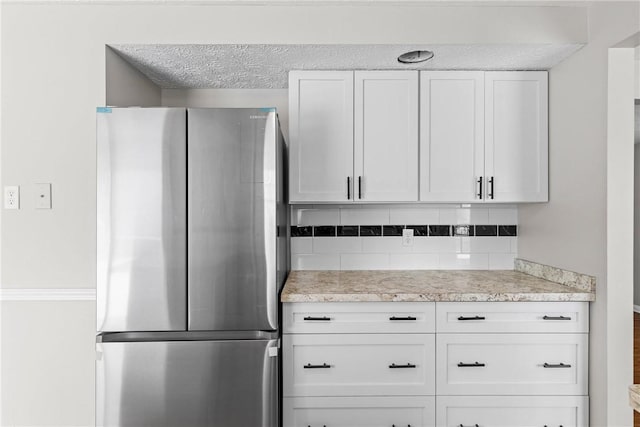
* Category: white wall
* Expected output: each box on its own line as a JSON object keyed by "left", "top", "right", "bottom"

{"left": 518, "top": 3, "right": 640, "bottom": 426}
{"left": 634, "top": 146, "right": 640, "bottom": 308}
{"left": 0, "top": 2, "right": 599, "bottom": 426}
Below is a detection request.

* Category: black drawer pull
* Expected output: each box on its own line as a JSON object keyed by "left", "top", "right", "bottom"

{"left": 543, "top": 362, "right": 571, "bottom": 368}
{"left": 543, "top": 315, "right": 571, "bottom": 321}
{"left": 390, "top": 316, "right": 417, "bottom": 321}
{"left": 457, "top": 315, "right": 486, "bottom": 321}
{"left": 392, "top": 425, "right": 412, "bottom": 427}
{"left": 389, "top": 363, "right": 416, "bottom": 369}
{"left": 543, "top": 425, "right": 563, "bottom": 427}
{"left": 304, "top": 363, "right": 331, "bottom": 369}
{"left": 458, "top": 362, "right": 485, "bottom": 367}
{"left": 303, "top": 316, "right": 331, "bottom": 321}
{"left": 458, "top": 424, "right": 479, "bottom": 427}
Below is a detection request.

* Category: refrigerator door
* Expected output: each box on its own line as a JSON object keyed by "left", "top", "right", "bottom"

{"left": 188, "top": 108, "right": 280, "bottom": 331}
{"left": 96, "top": 336, "right": 279, "bottom": 427}
{"left": 97, "top": 108, "right": 187, "bottom": 332}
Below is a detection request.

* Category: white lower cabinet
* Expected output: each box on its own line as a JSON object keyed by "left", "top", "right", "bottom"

{"left": 284, "top": 334, "right": 435, "bottom": 397}
{"left": 436, "top": 333, "right": 588, "bottom": 396}
{"left": 283, "top": 301, "right": 589, "bottom": 426}
{"left": 284, "top": 396, "right": 436, "bottom": 427}
{"left": 436, "top": 396, "right": 589, "bottom": 427}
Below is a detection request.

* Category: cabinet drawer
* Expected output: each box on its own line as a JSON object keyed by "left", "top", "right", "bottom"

{"left": 284, "top": 302, "right": 435, "bottom": 334}
{"left": 436, "top": 334, "right": 588, "bottom": 395}
{"left": 436, "top": 302, "right": 588, "bottom": 333}
{"left": 436, "top": 396, "right": 589, "bottom": 427}
{"left": 284, "top": 334, "right": 435, "bottom": 397}
{"left": 284, "top": 396, "right": 435, "bottom": 427}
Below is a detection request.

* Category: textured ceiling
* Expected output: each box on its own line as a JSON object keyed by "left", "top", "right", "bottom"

{"left": 111, "top": 44, "right": 583, "bottom": 89}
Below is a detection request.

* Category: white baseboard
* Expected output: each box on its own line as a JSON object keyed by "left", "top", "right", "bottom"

{"left": 0, "top": 288, "right": 96, "bottom": 301}
{"left": 634, "top": 304, "right": 640, "bottom": 313}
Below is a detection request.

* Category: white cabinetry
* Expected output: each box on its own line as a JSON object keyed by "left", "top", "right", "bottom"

{"left": 285, "top": 396, "right": 435, "bottom": 427}
{"left": 485, "top": 71, "right": 549, "bottom": 202}
{"left": 420, "top": 71, "right": 548, "bottom": 203}
{"left": 291, "top": 69, "right": 548, "bottom": 204}
{"left": 436, "top": 333, "right": 588, "bottom": 396}
{"left": 283, "top": 302, "right": 436, "bottom": 427}
{"left": 289, "top": 71, "right": 354, "bottom": 202}
{"left": 283, "top": 301, "right": 588, "bottom": 426}
{"left": 284, "top": 334, "right": 435, "bottom": 397}
{"left": 420, "top": 71, "right": 485, "bottom": 202}
{"left": 436, "top": 396, "right": 589, "bottom": 427}
{"left": 355, "top": 71, "right": 419, "bottom": 202}
{"left": 289, "top": 70, "right": 418, "bottom": 203}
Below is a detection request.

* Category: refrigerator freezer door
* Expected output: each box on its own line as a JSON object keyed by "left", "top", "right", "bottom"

{"left": 188, "top": 109, "right": 279, "bottom": 331}
{"left": 96, "top": 338, "right": 279, "bottom": 427}
{"left": 97, "top": 108, "right": 187, "bottom": 332}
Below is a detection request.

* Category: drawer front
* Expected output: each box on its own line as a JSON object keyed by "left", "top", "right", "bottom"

{"left": 284, "top": 396, "right": 435, "bottom": 427}
{"left": 436, "top": 302, "right": 589, "bottom": 333}
{"left": 283, "top": 302, "right": 435, "bottom": 334}
{"left": 284, "top": 334, "right": 435, "bottom": 396}
{"left": 436, "top": 334, "right": 588, "bottom": 395}
{"left": 436, "top": 396, "right": 589, "bottom": 427}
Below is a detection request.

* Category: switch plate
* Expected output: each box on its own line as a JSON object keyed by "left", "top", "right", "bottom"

{"left": 35, "top": 183, "right": 52, "bottom": 209}
{"left": 4, "top": 186, "right": 19, "bottom": 209}
{"left": 402, "top": 228, "right": 414, "bottom": 246}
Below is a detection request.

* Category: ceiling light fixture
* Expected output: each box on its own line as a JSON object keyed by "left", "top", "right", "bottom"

{"left": 397, "top": 50, "right": 434, "bottom": 64}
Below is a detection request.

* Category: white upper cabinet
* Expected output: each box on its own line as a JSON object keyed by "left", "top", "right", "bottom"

{"left": 289, "top": 71, "right": 354, "bottom": 202}
{"left": 420, "top": 71, "right": 484, "bottom": 202}
{"left": 485, "top": 71, "right": 549, "bottom": 202}
{"left": 354, "top": 71, "right": 419, "bottom": 202}
{"left": 290, "top": 70, "right": 549, "bottom": 204}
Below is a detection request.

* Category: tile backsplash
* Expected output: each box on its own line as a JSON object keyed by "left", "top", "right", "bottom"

{"left": 290, "top": 205, "right": 518, "bottom": 271}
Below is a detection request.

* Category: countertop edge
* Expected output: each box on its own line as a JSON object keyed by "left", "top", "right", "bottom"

{"left": 281, "top": 292, "right": 595, "bottom": 303}
{"left": 515, "top": 258, "right": 596, "bottom": 293}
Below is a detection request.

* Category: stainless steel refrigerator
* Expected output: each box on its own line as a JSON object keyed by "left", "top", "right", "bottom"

{"left": 96, "top": 107, "right": 288, "bottom": 427}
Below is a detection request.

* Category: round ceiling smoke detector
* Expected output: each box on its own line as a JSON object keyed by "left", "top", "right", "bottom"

{"left": 397, "top": 50, "right": 434, "bottom": 64}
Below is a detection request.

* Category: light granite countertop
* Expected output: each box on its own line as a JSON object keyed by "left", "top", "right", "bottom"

{"left": 280, "top": 268, "right": 595, "bottom": 303}
{"left": 630, "top": 385, "right": 640, "bottom": 413}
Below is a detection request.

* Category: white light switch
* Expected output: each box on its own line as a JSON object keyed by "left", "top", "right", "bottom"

{"left": 4, "top": 186, "right": 19, "bottom": 209}
{"left": 35, "top": 183, "right": 52, "bottom": 209}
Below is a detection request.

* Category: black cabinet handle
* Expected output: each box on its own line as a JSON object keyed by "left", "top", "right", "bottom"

{"left": 488, "top": 176, "right": 494, "bottom": 199}
{"left": 392, "top": 425, "right": 412, "bottom": 427}
{"left": 458, "top": 424, "right": 479, "bottom": 427}
{"left": 543, "top": 362, "right": 571, "bottom": 368}
{"left": 304, "top": 363, "right": 331, "bottom": 369}
{"left": 389, "top": 363, "right": 416, "bottom": 369}
{"left": 458, "top": 362, "right": 485, "bottom": 367}
{"left": 303, "top": 316, "right": 331, "bottom": 321}
{"left": 543, "top": 315, "right": 571, "bottom": 321}
{"left": 347, "top": 177, "right": 351, "bottom": 200}
{"left": 390, "top": 316, "right": 417, "bottom": 321}
{"left": 477, "top": 176, "right": 483, "bottom": 199}
{"left": 358, "top": 176, "right": 362, "bottom": 199}
{"left": 457, "top": 315, "right": 486, "bottom": 321}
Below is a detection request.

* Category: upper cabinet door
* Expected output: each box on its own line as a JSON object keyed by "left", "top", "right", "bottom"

{"left": 354, "top": 71, "right": 419, "bottom": 202}
{"left": 289, "top": 71, "right": 354, "bottom": 203}
{"left": 420, "top": 71, "right": 485, "bottom": 202}
{"left": 485, "top": 71, "right": 549, "bottom": 202}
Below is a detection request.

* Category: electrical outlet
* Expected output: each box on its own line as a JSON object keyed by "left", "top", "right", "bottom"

{"left": 402, "top": 228, "right": 414, "bottom": 246}
{"left": 4, "top": 186, "right": 19, "bottom": 209}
